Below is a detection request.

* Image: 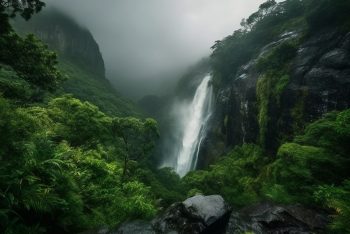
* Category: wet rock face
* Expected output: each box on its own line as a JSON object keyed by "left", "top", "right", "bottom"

{"left": 152, "top": 195, "right": 232, "bottom": 234}
{"left": 225, "top": 202, "right": 329, "bottom": 234}
{"left": 206, "top": 30, "right": 350, "bottom": 157}
{"left": 291, "top": 31, "right": 350, "bottom": 124}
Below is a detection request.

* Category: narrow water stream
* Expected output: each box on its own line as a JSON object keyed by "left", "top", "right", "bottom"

{"left": 175, "top": 74, "right": 213, "bottom": 177}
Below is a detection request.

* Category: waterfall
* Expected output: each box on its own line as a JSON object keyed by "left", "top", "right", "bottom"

{"left": 175, "top": 74, "right": 213, "bottom": 177}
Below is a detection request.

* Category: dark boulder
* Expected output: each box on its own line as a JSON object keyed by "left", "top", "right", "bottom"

{"left": 225, "top": 202, "right": 329, "bottom": 234}
{"left": 85, "top": 199, "right": 329, "bottom": 234}
{"left": 152, "top": 195, "right": 232, "bottom": 234}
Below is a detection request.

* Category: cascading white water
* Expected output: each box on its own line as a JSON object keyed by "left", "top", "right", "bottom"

{"left": 175, "top": 74, "right": 213, "bottom": 177}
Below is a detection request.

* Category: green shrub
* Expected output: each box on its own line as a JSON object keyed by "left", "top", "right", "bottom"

{"left": 314, "top": 181, "right": 350, "bottom": 233}
{"left": 0, "top": 33, "right": 63, "bottom": 91}
{"left": 183, "top": 144, "right": 268, "bottom": 207}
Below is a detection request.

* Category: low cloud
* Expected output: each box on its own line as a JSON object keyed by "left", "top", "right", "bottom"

{"left": 47, "top": 0, "right": 265, "bottom": 99}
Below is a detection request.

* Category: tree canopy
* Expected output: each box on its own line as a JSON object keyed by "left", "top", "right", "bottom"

{"left": 0, "top": 0, "right": 45, "bottom": 19}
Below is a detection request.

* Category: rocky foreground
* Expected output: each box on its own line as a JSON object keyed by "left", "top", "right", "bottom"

{"left": 86, "top": 195, "right": 329, "bottom": 234}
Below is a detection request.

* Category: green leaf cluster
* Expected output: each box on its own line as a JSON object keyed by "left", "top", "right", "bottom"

{"left": 210, "top": 0, "right": 306, "bottom": 86}
{"left": 0, "top": 95, "right": 160, "bottom": 233}
{"left": 256, "top": 41, "right": 298, "bottom": 148}
{"left": 0, "top": 33, "right": 63, "bottom": 92}
{"left": 182, "top": 144, "right": 269, "bottom": 207}
{"left": 0, "top": 11, "right": 176, "bottom": 232}
{"left": 182, "top": 109, "right": 350, "bottom": 232}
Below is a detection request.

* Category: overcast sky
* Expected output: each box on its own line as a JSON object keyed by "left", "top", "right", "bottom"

{"left": 48, "top": 0, "right": 266, "bottom": 99}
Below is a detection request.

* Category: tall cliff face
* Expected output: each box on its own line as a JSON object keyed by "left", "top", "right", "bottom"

{"left": 203, "top": 29, "right": 350, "bottom": 164}
{"left": 12, "top": 8, "right": 141, "bottom": 117}
{"left": 14, "top": 9, "right": 105, "bottom": 77}
{"left": 193, "top": 0, "right": 350, "bottom": 166}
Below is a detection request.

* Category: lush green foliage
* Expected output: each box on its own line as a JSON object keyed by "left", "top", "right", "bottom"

{"left": 0, "top": 65, "right": 33, "bottom": 101}
{"left": 210, "top": 0, "right": 306, "bottom": 85}
{"left": 0, "top": 2, "right": 62, "bottom": 102}
{"left": 265, "top": 110, "right": 350, "bottom": 232}
{"left": 47, "top": 95, "right": 112, "bottom": 147}
{"left": 59, "top": 60, "right": 142, "bottom": 117}
{"left": 0, "top": 0, "right": 45, "bottom": 35}
{"left": 306, "top": 0, "right": 350, "bottom": 32}
{"left": 183, "top": 109, "right": 350, "bottom": 232}
{"left": 0, "top": 33, "right": 63, "bottom": 93}
{"left": 0, "top": 0, "right": 45, "bottom": 20}
{"left": 182, "top": 144, "right": 269, "bottom": 207}
{"left": 133, "top": 167, "right": 185, "bottom": 208}
{"left": 11, "top": 8, "right": 142, "bottom": 117}
{"left": 210, "top": 0, "right": 350, "bottom": 86}
{"left": 256, "top": 40, "right": 298, "bottom": 149}
{"left": 0, "top": 95, "right": 161, "bottom": 233}
{"left": 0, "top": 12, "right": 164, "bottom": 233}
{"left": 112, "top": 117, "right": 159, "bottom": 178}
{"left": 314, "top": 181, "right": 350, "bottom": 233}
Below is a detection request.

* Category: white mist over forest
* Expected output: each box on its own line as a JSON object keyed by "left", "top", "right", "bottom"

{"left": 48, "top": 0, "right": 266, "bottom": 99}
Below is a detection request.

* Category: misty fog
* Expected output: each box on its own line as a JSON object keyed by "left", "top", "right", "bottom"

{"left": 48, "top": 0, "right": 266, "bottom": 99}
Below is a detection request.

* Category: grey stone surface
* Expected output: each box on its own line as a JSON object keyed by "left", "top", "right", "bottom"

{"left": 83, "top": 199, "right": 329, "bottom": 234}
{"left": 152, "top": 195, "right": 231, "bottom": 234}
{"left": 203, "top": 29, "right": 350, "bottom": 160}
{"left": 225, "top": 202, "right": 329, "bottom": 234}
{"left": 183, "top": 195, "right": 230, "bottom": 226}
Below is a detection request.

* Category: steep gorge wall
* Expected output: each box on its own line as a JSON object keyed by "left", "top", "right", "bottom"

{"left": 12, "top": 8, "right": 142, "bottom": 117}
{"left": 14, "top": 9, "right": 105, "bottom": 77}
{"left": 201, "top": 30, "right": 350, "bottom": 165}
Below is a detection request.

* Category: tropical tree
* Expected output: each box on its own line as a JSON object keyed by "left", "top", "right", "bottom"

{"left": 112, "top": 117, "right": 159, "bottom": 179}
{"left": 0, "top": 0, "right": 45, "bottom": 19}
{"left": 0, "top": 0, "right": 45, "bottom": 34}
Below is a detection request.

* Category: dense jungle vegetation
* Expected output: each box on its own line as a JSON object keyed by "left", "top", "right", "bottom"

{"left": 0, "top": 0, "right": 350, "bottom": 233}
{"left": 0, "top": 1, "right": 177, "bottom": 233}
